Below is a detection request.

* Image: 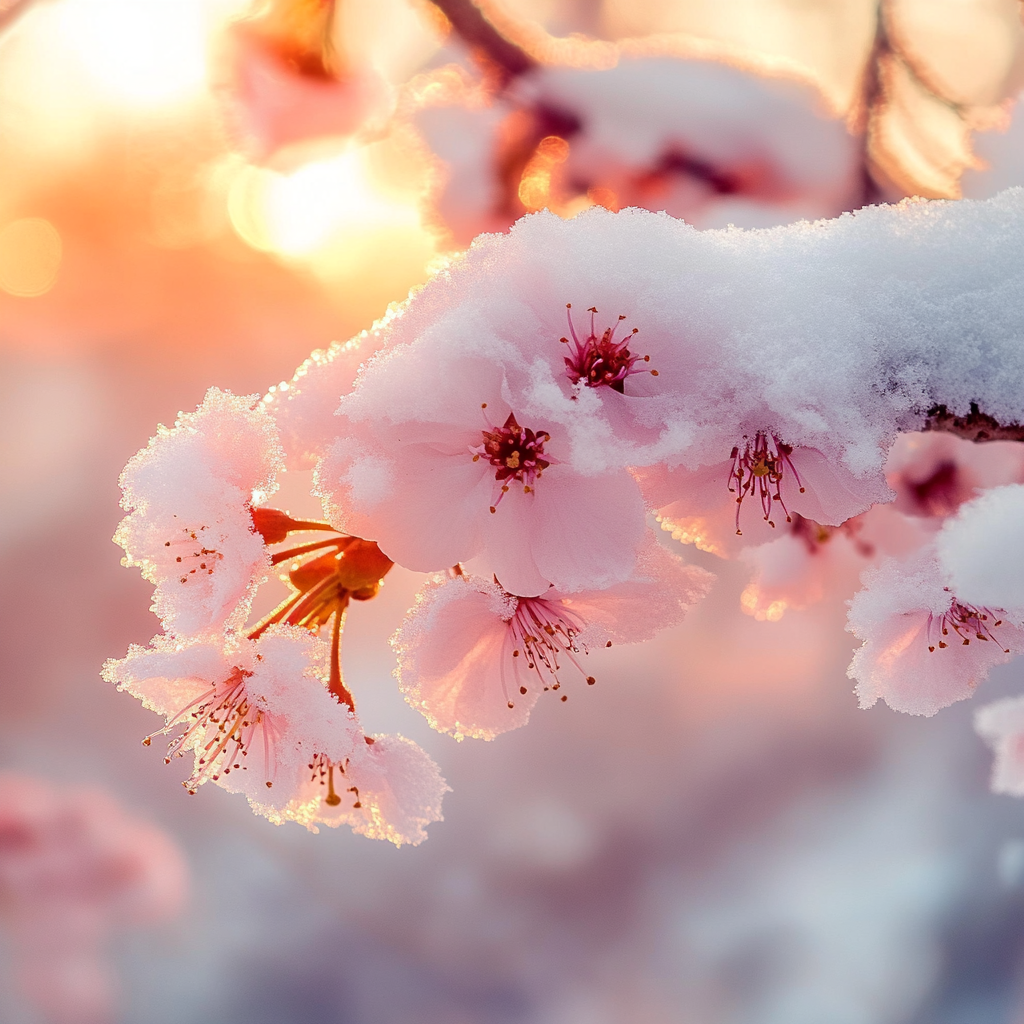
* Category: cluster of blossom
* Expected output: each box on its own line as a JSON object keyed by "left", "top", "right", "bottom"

{"left": 109, "top": 188, "right": 1024, "bottom": 838}
{"left": 0, "top": 774, "right": 186, "bottom": 1024}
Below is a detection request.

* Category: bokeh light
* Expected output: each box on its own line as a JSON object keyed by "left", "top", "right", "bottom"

{"left": 0, "top": 217, "right": 62, "bottom": 297}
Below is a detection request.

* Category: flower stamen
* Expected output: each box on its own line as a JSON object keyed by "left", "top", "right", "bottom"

{"left": 729, "top": 432, "right": 804, "bottom": 535}
{"left": 471, "top": 411, "right": 551, "bottom": 513}
{"left": 928, "top": 596, "right": 1011, "bottom": 653}
{"left": 501, "top": 594, "right": 595, "bottom": 708}
{"left": 561, "top": 303, "right": 657, "bottom": 393}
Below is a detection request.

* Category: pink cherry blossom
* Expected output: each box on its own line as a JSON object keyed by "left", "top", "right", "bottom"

{"left": 103, "top": 627, "right": 447, "bottom": 842}
{"left": 263, "top": 336, "right": 384, "bottom": 471}
{"left": 738, "top": 514, "right": 873, "bottom": 620}
{"left": 975, "top": 697, "right": 1024, "bottom": 796}
{"left": 114, "top": 388, "right": 284, "bottom": 638}
{"left": 103, "top": 627, "right": 363, "bottom": 813}
{"left": 391, "top": 537, "right": 714, "bottom": 740}
{"left": 640, "top": 432, "right": 891, "bottom": 558}
{"left": 0, "top": 775, "right": 187, "bottom": 1024}
{"left": 886, "top": 431, "right": 1024, "bottom": 519}
{"left": 220, "top": 24, "right": 391, "bottom": 164}
{"left": 847, "top": 549, "right": 1024, "bottom": 717}
{"left": 277, "top": 733, "right": 450, "bottom": 845}
{"left": 317, "top": 338, "right": 647, "bottom": 597}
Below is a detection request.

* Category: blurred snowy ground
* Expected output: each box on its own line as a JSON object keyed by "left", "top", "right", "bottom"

{"left": 5, "top": 1, "right": 1024, "bottom": 1022}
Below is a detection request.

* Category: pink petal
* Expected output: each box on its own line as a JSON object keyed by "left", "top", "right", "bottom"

{"left": 393, "top": 577, "right": 540, "bottom": 740}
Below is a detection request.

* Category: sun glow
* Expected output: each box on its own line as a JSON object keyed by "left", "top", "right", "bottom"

{"left": 226, "top": 147, "right": 433, "bottom": 277}
{"left": 50, "top": 0, "right": 246, "bottom": 108}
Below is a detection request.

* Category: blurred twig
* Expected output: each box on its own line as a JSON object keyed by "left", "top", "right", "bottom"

{"left": 427, "top": 0, "right": 536, "bottom": 87}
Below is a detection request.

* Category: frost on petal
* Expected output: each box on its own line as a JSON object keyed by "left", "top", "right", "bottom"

{"left": 392, "top": 576, "right": 538, "bottom": 741}
{"left": 976, "top": 697, "right": 1024, "bottom": 796}
{"left": 264, "top": 338, "right": 383, "bottom": 471}
{"left": 937, "top": 484, "right": 1024, "bottom": 616}
{"left": 280, "top": 734, "right": 449, "bottom": 846}
{"left": 104, "top": 629, "right": 361, "bottom": 815}
{"left": 114, "top": 388, "right": 284, "bottom": 637}
{"left": 847, "top": 549, "right": 1024, "bottom": 716}
{"left": 321, "top": 337, "right": 649, "bottom": 591}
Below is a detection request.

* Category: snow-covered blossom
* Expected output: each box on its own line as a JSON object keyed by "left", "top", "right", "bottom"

{"left": 114, "top": 388, "right": 284, "bottom": 638}
{"left": 975, "top": 697, "right": 1024, "bottom": 796}
{"left": 103, "top": 626, "right": 446, "bottom": 844}
{"left": 263, "top": 336, "right": 384, "bottom": 471}
{"left": 847, "top": 547, "right": 1024, "bottom": 717}
{"left": 277, "top": 734, "right": 450, "bottom": 845}
{"left": 935, "top": 483, "right": 1024, "bottom": 615}
{"left": 317, "top": 330, "right": 648, "bottom": 596}
{"left": 392, "top": 537, "right": 714, "bottom": 740}
{"left": 415, "top": 53, "right": 862, "bottom": 244}
{"left": 0, "top": 775, "right": 187, "bottom": 1024}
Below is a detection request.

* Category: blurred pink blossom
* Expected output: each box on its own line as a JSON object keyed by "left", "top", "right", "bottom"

{"left": 0, "top": 775, "right": 186, "bottom": 1024}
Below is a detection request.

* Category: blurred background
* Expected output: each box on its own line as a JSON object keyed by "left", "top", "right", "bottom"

{"left": 4, "top": 0, "right": 1024, "bottom": 1021}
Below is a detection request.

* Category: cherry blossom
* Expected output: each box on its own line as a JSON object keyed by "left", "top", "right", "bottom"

{"left": 114, "top": 388, "right": 284, "bottom": 638}
{"left": 263, "top": 335, "right": 385, "bottom": 471}
{"left": 103, "top": 627, "right": 361, "bottom": 809}
{"left": 886, "top": 432, "right": 1024, "bottom": 520}
{"left": 104, "top": 625, "right": 447, "bottom": 843}
{"left": 391, "top": 537, "right": 714, "bottom": 740}
{"left": 847, "top": 548, "right": 1024, "bottom": 717}
{"left": 641, "top": 435, "right": 890, "bottom": 558}
{"left": 738, "top": 515, "right": 873, "bottom": 621}
{"left": 217, "top": 0, "right": 391, "bottom": 164}
{"left": 0, "top": 775, "right": 187, "bottom": 1024}
{"left": 277, "top": 734, "right": 450, "bottom": 845}
{"left": 317, "top": 331, "right": 647, "bottom": 597}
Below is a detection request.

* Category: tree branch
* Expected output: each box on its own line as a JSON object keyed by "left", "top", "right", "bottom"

{"left": 427, "top": 0, "right": 536, "bottom": 87}
{"left": 924, "top": 403, "right": 1024, "bottom": 443}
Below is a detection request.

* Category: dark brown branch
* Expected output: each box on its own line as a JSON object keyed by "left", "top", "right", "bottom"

{"left": 923, "top": 403, "right": 1024, "bottom": 444}
{"left": 427, "top": 0, "right": 536, "bottom": 87}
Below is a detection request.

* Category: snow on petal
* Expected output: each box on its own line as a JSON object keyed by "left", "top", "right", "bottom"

{"left": 847, "top": 547, "right": 1024, "bottom": 716}
{"left": 319, "top": 336, "right": 648, "bottom": 594}
{"left": 279, "top": 734, "right": 449, "bottom": 846}
{"left": 114, "top": 388, "right": 284, "bottom": 638}
{"left": 936, "top": 483, "right": 1024, "bottom": 616}
{"left": 104, "top": 628, "right": 362, "bottom": 815}
{"left": 264, "top": 336, "right": 384, "bottom": 471}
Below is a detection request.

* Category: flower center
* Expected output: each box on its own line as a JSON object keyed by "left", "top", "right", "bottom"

{"left": 145, "top": 668, "right": 271, "bottom": 793}
{"left": 561, "top": 303, "right": 657, "bottom": 393}
{"left": 928, "top": 597, "right": 1011, "bottom": 653}
{"left": 729, "top": 432, "right": 804, "bottom": 535}
{"left": 162, "top": 519, "right": 224, "bottom": 585}
{"left": 308, "top": 753, "right": 361, "bottom": 809}
{"left": 471, "top": 410, "right": 550, "bottom": 514}
{"left": 502, "top": 595, "right": 602, "bottom": 708}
